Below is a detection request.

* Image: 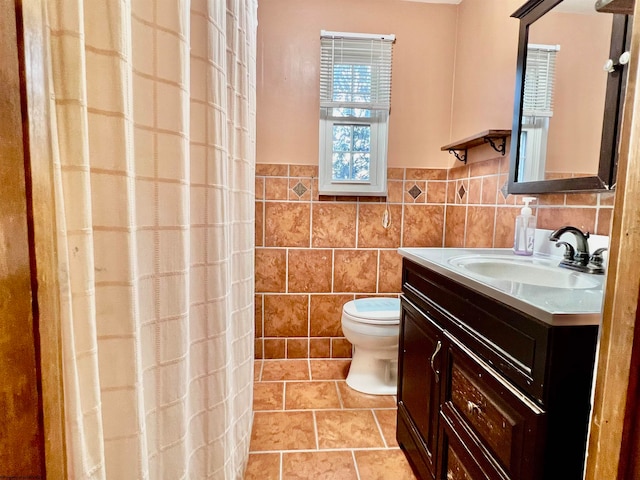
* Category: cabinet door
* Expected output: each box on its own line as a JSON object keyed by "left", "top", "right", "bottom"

{"left": 397, "top": 298, "right": 445, "bottom": 479}
{"left": 440, "top": 340, "right": 545, "bottom": 480}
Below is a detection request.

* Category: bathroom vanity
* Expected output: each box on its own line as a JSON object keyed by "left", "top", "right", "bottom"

{"left": 396, "top": 248, "right": 603, "bottom": 480}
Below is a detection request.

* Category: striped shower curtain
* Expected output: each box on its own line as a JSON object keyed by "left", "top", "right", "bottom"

{"left": 45, "top": 0, "right": 256, "bottom": 478}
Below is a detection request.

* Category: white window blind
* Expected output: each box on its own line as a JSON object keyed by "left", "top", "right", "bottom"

{"left": 523, "top": 44, "right": 560, "bottom": 117}
{"left": 320, "top": 31, "right": 395, "bottom": 111}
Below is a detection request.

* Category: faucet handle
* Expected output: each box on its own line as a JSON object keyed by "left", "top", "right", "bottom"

{"left": 555, "top": 241, "right": 575, "bottom": 261}
{"left": 590, "top": 247, "right": 608, "bottom": 266}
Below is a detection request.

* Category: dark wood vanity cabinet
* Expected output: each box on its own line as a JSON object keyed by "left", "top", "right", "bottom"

{"left": 397, "top": 259, "right": 599, "bottom": 480}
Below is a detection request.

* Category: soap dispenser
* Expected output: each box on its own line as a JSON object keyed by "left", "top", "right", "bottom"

{"left": 513, "top": 196, "right": 537, "bottom": 256}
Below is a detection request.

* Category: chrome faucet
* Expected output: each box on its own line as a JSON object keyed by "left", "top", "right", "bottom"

{"left": 548, "top": 226, "right": 606, "bottom": 274}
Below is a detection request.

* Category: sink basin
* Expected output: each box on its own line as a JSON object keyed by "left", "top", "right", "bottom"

{"left": 448, "top": 255, "right": 600, "bottom": 289}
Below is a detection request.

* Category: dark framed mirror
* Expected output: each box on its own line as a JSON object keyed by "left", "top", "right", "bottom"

{"left": 508, "top": 0, "right": 632, "bottom": 194}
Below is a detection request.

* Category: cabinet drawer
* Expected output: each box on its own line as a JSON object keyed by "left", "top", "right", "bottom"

{"left": 446, "top": 444, "right": 474, "bottom": 480}
{"left": 443, "top": 338, "right": 545, "bottom": 479}
{"left": 440, "top": 412, "right": 508, "bottom": 480}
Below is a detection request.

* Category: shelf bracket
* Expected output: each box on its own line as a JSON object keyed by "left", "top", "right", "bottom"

{"left": 448, "top": 149, "right": 467, "bottom": 164}
{"left": 483, "top": 136, "right": 507, "bottom": 156}
{"left": 441, "top": 130, "right": 510, "bottom": 163}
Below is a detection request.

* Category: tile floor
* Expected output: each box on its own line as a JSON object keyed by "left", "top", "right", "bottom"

{"left": 244, "top": 359, "right": 418, "bottom": 480}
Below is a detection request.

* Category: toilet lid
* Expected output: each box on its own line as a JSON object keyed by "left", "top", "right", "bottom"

{"left": 343, "top": 298, "right": 401, "bottom": 324}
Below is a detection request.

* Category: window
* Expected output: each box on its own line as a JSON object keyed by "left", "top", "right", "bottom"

{"left": 519, "top": 43, "right": 559, "bottom": 181}
{"left": 318, "top": 31, "right": 395, "bottom": 196}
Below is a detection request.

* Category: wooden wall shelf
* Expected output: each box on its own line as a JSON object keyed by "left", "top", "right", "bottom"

{"left": 595, "top": 0, "right": 634, "bottom": 14}
{"left": 441, "top": 129, "right": 511, "bottom": 164}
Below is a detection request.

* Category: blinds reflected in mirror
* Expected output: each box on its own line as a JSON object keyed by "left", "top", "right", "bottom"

{"left": 523, "top": 44, "right": 560, "bottom": 117}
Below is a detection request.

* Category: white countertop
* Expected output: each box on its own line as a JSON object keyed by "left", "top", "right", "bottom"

{"left": 398, "top": 247, "right": 605, "bottom": 326}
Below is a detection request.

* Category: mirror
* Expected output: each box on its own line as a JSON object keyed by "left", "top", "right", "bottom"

{"left": 509, "top": 0, "right": 632, "bottom": 194}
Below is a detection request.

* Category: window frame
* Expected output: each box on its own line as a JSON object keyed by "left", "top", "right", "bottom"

{"left": 317, "top": 31, "right": 394, "bottom": 196}
{"left": 318, "top": 109, "right": 389, "bottom": 196}
{"left": 518, "top": 43, "right": 558, "bottom": 182}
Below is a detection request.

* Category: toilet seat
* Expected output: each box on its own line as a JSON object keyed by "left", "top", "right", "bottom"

{"left": 342, "top": 298, "right": 400, "bottom": 325}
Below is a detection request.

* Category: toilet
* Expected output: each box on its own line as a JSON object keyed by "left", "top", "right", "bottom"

{"left": 341, "top": 297, "right": 401, "bottom": 395}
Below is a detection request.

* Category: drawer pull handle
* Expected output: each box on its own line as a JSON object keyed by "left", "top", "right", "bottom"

{"left": 430, "top": 340, "right": 442, "bottom": 383}
{"left": 467, "top": 401, "right": 481, "bottom": 416}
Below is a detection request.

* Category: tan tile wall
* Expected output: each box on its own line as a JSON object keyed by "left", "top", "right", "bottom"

{"left": 254, "top": 158, "right": 614, "bottom": 359}
{"left": 444, "top": 157, "right": 614, "bottom": 248}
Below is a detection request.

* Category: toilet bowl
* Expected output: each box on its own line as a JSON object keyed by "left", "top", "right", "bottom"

{"left": 341, "top": 297, "right": 401, "bottom": 395}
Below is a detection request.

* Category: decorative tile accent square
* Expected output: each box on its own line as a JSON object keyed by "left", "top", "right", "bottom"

{"left": 408, "top": 184, "right": 422, "bottom": 199}
{"left": 292, "top": 182, "right": 308, "bottom": 197}
{"left": 457, "top": 183, "right": 466, "bottom": 199}
{"left": 500, "top": 182, "right": 509, "bottom": 200}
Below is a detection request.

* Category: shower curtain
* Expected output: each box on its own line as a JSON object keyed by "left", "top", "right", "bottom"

{"left": 45, "top": 0, "right": 256, "bottom": 478}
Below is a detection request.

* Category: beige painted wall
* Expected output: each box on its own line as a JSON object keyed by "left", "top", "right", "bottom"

{"left": 449, "top": 0, "right": 522, "bottom": 147}
{"left": 529, "top": 11, "right": 612, "bottom": 174}
{"left": 257, "top": 0, "right": 615, "bottom": 173}
{"left": 256, "top": 0, "right": 458, "bottom": 168}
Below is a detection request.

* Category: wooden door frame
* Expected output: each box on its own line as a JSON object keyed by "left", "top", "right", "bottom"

{"left": 10, "top": 0, "right": 640, "bottom": 478}
{"left": 584, "top": 2, "right": 640, "bottom": 479}
{"left": 16, "top": 0, "right": 67, "bottom": 477}
{"left": 0, "top": 0, "right": 45, "bottom": 475}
